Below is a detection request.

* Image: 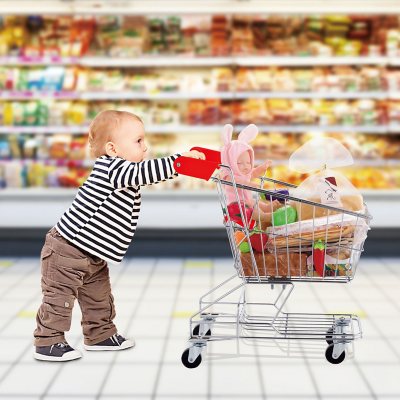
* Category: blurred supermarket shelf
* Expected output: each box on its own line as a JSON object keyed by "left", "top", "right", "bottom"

{"left": 1, "top": 0, "right": 400, "bottom": 15}
{"left": 0, "top": 188, "right": 398, "bottom": 228}
{"left": 3, "top": 90, "right": 400, "bottom": 101}
{"left": 1, "top": 188, "right": 400, "bottom": 198}
{"left": 1, "top": 56, "right": 400, "bottom": 68}
{"left": 1, "top": 158, "right": 399, "bottom": 169}
{"left": 2, "top": 125, "right": 400, "bottom": 135}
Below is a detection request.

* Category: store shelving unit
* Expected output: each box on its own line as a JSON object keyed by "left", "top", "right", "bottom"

{"left": 1, "top": 2, "right": 400, "bottom": 231}
{"left": 1, "top": 1, "right": 400, "bottom": 15}
{"left": 1, "top": 124, "right": 399, "bottom": 134}
{"left": 2, "top": 90, "right": 400, "bottom": 101}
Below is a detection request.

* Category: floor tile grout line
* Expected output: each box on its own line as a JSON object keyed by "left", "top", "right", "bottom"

{"left": 247, "top": 282, "right": 268, "bottom": 400}
{"left": 253, "top": 338, "right": 267, "bottom": 400}
{"left": 0, "top": 260, "right": 39, "bottom": 302}
{"left": 361, "top": 260, "right": 400, "bottom": 313}
{"left": 95, "top": 259, "right": 159, "bottom": 400}
{"left": 150, "top": 259, "right": 186, "bottom": 400}
{"left": 0, "top": 287, "right": 45, "bottom": 386}
{"left": 379, "top": 257, "right": 400, "bottom": 279}
{"left": 285, "top": 298, "right": 322, "bottom": 400}
{"left": 38, "top": 261, "right": 132, "bottom": 400}
{"left": 345, "top": 270, "right": 400, "bottom": 364}
{"left": 343, "top": 283, "right": 400, "bottom": 362}
{"left": 207, "top": 260, "right": 213, "bottom": 400}
{"left": 1, "top": 359, "right": 400, "bottom": 367}
{"left": 309, "top": 283, "right": 378, "bottom": 400}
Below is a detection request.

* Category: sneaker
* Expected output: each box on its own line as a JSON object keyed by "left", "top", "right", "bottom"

{"left": 34, "top": 342, "right": 82, "bottom": 362}
{"left": 84, "top": 333, "right": 135, "bottom": 351}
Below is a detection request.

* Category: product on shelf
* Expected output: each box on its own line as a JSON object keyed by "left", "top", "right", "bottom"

{"left": 211, "top": 15, "right": 230, "bottom": 56}
{"left": 0, "top": 14, "right": 400, "bottom": 57}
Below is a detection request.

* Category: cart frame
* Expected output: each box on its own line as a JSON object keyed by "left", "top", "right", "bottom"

{"left": 174, "top": 148, "right": 371, "bottom": 367}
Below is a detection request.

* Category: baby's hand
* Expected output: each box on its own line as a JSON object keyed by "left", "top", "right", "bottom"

{"left": 182, "top": 150, "right": 206, "bottom": 160}
{"left": 262, "top": 160, "right": 272, "bottom": 172}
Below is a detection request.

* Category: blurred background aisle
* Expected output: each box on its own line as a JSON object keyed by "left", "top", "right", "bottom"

{"left": 0, "top": 0, "right": 399, "bottom": 256}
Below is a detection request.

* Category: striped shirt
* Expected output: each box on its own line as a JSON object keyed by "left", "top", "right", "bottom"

{"left": 56, "top": 153, "right": 181, "bottom": 264}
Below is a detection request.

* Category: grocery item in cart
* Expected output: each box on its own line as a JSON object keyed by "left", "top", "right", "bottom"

{"left": 220, "top": 123, "right": 270, "bottom": 205}
{"left": 266, "top": 212, "right": 366, "bottom": 249}
{"left": 240, "top": 251, "right": 308, "bottom": 277}
{"left": 288, "top": 137, "right": 364, "bottom": 220}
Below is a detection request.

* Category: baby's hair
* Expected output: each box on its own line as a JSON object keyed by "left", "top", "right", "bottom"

{"left": 88, "top": 110, "right": 143, "bottom": 158}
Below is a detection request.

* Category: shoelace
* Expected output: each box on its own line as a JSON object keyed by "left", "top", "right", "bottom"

{"left": 50, "top": 342, "right": 69, "bottom": 354}
{"left": 112, "top": 334, "right": 123, "bottom": 346}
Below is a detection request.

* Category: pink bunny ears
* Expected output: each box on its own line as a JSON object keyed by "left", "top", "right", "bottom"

{"left": 221, "top": 124, "right": 259, "bottom": 145}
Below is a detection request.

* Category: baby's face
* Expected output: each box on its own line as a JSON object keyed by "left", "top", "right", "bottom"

{"left": 111, "top": 118, "right": 147, "bottom": 162}
{"left": 237, "top": 151, "right": 251, "bottom": 174}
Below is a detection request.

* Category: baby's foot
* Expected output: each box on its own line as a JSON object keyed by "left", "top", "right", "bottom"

{"left": 34, "top": 341, "right": 82, "bottom": 362}
{"left": 84, "top": 333, "right": 135, "bottom": 351}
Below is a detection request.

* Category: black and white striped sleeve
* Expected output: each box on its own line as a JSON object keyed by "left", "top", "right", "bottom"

{"left": 108, "top": 154, "right": 181, "bottom": 188}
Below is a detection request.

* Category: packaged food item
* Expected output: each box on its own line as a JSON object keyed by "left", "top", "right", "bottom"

{"left": 288, "top": 138, "right": 364, "bottom": 220}
{"left": 232, "top": 16, "right": 253, "bottom": 55}
{"left": 211, "top": 15, "right": 230, "bottom": 56}
{"left": 252, "top": 18, "right": 268, "bottom": 52}
{"left": 48, "top": 134, "right": 71, "bottom": 159}
{"left": 69, "top": 135, "right": 88, "bottom": 160}
{"left": 241, "top": 252, "right": 309, "bottom": 277}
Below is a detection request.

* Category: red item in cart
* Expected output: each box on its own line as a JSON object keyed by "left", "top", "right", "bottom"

{"left": 249, "top": 231, "right": 268, "bottom": 252}
{"left": 313, "top": 239, "right": 326, "bottom": 276}
{"left": 225, "top": 201, "right": 256, "bottom": 229}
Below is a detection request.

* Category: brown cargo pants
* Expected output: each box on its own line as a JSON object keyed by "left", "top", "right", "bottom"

{"left": 34, "top": 227, "right": 117, "bottom": 347}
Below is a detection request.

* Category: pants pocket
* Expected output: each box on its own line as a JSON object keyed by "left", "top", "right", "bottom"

{"left": 40, "top": 294, "right": 75, "bottom": 332}
{"left": 40, "top": 246, "right": 55, "bottom": 277}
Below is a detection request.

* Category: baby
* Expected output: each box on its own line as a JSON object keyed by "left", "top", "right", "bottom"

{"left": 220, "top": 123, "right": 280, "bottom": 227}
{"left": 33, "top": 110, "right": 204, "bottom": 362}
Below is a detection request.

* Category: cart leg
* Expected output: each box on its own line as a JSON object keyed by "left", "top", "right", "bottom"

{"left": 325, "top": 317, "right": 351, "bottom": 364}
{"left": 188, "top": 343, "right": 204, "bottom": 362}
{"left": 271, "top": 282, "right": 294, "bottom": 325}
{"left": 193, "top": 315, "right": 214, "bottom": 337}
{"left": 199, "top": 274, "right": 238, "bottom": 309}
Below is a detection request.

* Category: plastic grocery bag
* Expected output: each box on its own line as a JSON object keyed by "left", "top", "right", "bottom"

{"left": 290, "top": 168, "right": 364, "bottom": 219}
{"left": 288, "top": 138, "right": 364, "bottom": 220}
{"left": 289, "top": 137, "right": 354, "bottom": 173}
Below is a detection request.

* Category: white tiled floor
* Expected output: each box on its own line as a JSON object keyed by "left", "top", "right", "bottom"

{"left": 0, "top": 256, "right": 399, "bottom": 399}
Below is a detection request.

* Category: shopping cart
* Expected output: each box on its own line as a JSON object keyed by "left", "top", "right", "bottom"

{"left": 174, "top": 147, "right": 371, "bottom": 368}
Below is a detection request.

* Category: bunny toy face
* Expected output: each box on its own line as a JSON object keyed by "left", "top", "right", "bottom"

{"left": 220, "top": 124, "right": 259, "bottom": 180}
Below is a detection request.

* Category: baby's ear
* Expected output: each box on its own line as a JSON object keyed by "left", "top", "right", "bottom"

{"left": 238, "top": 124, "right": 258, "bottom": 143}
{"left": 221, "top": 124, "right": 233, "bottom": 144}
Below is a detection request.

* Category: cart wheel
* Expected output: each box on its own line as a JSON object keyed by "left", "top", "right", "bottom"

{"left": 325, "top": 344, "right": 345, "bottom": 364}
{"left": 326, "top": 328, "right": 334, "bottom": 345}
{"left": 193, "top": 325, "right": 212, "bottom": 337}
{"left": 181, "top": 348, "right": 202, "bottom": 369}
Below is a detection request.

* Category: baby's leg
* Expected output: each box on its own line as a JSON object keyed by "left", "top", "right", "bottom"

{"left": 77, "top": 257, "right": 117, "bottom": 346}
{"left": 251, "top": 207, "right": 273, "bottom": 227}
{"left": 34, "top": 259, "right": 78, "bottom": 347}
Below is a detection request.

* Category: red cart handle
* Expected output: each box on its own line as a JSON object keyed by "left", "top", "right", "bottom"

{"left": 174, "top": 147, "right": 221, "bottom": 181}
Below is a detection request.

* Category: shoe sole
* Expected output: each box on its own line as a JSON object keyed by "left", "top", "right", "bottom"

{"left": 84, "top": 341, "right": 135, "bottom": 351}
{"left": 34, "top": 352, "right": 82, "bottom": 362}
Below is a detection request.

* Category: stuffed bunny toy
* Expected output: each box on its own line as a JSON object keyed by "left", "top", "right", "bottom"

{"left": 220, "top": 123, "right": 271, "bottom": 205}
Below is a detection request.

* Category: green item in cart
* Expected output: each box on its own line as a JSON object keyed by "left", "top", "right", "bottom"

{"left": 272, "top": 205, "right": 297, "bottom": 226}
{"left": 239, "top": 241, "right": 251, "bottom": 253}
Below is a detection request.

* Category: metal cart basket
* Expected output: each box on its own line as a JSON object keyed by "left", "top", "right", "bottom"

{"left": 174, "top": 147, "right": 371, "bottom": 368}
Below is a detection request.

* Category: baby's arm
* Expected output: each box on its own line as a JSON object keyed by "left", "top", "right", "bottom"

{"left": 251, "top": 160, "right": 272, "bottom": 180}
{"left": 108, "top": 151, "right": 204, "bottom": 189}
